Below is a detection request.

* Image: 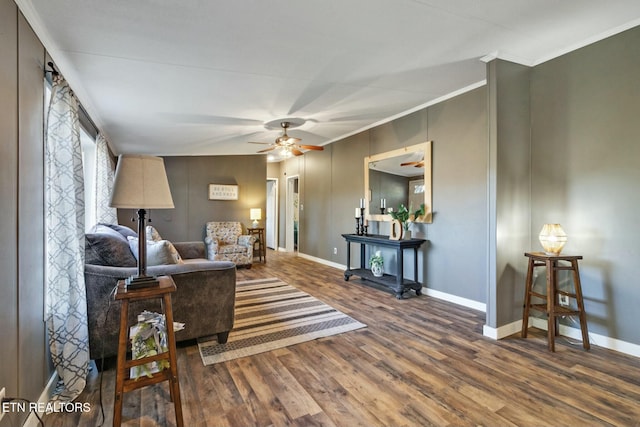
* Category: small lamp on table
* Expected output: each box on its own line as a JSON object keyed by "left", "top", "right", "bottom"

{"left": 250, "top": 208, "right": 262, "bottom": 228}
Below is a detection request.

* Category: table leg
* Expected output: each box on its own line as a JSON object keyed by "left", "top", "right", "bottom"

{"left": 571, "top": 260, "right": 590, "bottom": 350}
{"left": 521, "top": 257, "right": 535, "bottom": 338}
{"left": 546, "top": 259, "right": 555, "bottom": 352}
{"left": 163, "top": 294, "right": 184, "bottom": 427}
{"left": 114, "top": 299, "right": 128, "bottom": 427}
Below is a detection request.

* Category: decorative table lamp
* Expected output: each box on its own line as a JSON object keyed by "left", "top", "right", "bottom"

{"left": 538, "top": 223, "right": 567, "bottom": 255}
{"left": 110, "top": 155, "right": 174, "bottom": 289}
{"left": 250, "top": 208, "right": 262, "bottom": 228}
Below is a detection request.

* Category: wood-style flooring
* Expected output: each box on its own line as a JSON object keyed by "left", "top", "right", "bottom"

{"left": 45, "top": 250, "right": 640, "bottom": 426}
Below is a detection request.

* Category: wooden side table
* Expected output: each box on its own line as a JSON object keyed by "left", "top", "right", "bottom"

{"left": 248, "top": 227, "right": 266, "bottom": 263}
{"left": 521, "top": 252, "right": 590, "bottom": 352}
{"left": 113, "top": 276, "right": 183, "bottom": 427}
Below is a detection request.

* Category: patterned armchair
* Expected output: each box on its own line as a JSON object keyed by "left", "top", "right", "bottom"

{"left": 205, "top": 221, "right": 255, "bottom": 267}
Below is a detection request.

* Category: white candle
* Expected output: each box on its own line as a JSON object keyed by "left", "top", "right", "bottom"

{"left": 359, "top": 198, "right": 365, "bottom": 208}
{"left": 381, "top": 198, "right": 386, "bottom": 208}
{"left": 355, "top": 208, "right": 360, "bottom": 218}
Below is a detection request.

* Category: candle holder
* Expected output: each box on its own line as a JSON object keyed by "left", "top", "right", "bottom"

{"left": 356, "top": 207, "right": 367, "bottom": 235}
{"left": 380, "top": 207, "right": 386, "bottom": 215}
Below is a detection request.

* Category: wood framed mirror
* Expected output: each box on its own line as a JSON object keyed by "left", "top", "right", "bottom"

{"left": 364, "top": 141, "right": 432, "bottom": 223}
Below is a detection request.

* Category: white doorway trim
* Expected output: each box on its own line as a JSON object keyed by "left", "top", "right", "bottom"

{"left": 266, "top": 177, "right": 278, "bottom": 250}
{"left": 285, "top": 175, "right": 299, "bottom": 252}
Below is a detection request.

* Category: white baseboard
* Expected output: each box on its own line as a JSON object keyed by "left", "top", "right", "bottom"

{"left": 25, "top": 372, "right": 58, "bottom": 427}
{"left": 421, "top": 287, "right": 486, "bottom": 312}
{"left": 528, "top": 317, "right": 640, "bottom": 358}
{"left": 297, "top": 252, "right": 345, "bottom": 270}
{"left": 483, "top": 319, "right": 522, "bottom": 340}
{"left": 483, "top": 317, "right": 640, "bottom": 358}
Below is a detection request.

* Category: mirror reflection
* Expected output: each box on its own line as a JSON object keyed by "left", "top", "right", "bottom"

{"left": 364, "top": 142, "right": 432, "bottom": 223}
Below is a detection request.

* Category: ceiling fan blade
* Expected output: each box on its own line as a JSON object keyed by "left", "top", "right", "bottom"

{"left": 400, "top": 161, "right": 420, "bottom": 166}
{"left": 297, "top": 144, "right": 324, "bottom": 151}
{"left": 291, "top": 148, "right": 304, "bottom": 156}
{"left": 257, "top": 146, "right": 277, "bottom": 153}
{"left": 415, "top": 162, "right": 424, "bottom": 168}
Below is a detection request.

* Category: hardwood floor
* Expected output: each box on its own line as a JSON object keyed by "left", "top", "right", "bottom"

{"left": 46, "top": 250, "right": 640, "bottom": 426}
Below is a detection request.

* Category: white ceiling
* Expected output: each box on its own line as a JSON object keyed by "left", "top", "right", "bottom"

{"left": 17, "top": 1, "right": 640, "bottom": 160}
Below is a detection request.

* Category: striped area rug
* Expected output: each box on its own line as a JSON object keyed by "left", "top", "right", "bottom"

{"left": 198, "top": 277, "right": 366, "bottom": 365}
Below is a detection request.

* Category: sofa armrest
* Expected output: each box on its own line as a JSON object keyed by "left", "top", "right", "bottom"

{"left": 173, "top": 241, "right": 206, "bottom": 259}
{"left": 238, "top": 235, "right": 255, "bottom": 246}
{"left": 204, "top": 236, "right": 219, "bottom": 260}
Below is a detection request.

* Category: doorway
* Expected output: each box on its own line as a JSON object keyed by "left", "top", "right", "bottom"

{"left": 266, "top": 178, "right": 278, "bottom": 249}
{"left": 286, "top": 175, "right": 299, "bottom": 252}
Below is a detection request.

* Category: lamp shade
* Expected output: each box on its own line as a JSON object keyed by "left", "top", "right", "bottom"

{"left": 539, "top": 223, "right": 567, "bottom": 255}
{"left": 250, "top": 208, "right": 262, "bottom": 221}
{"left": 250, "top": 208, "right": 262, "bottom": 227}
{"left": 110, "top": 155, "right": 174, "bottom": 209}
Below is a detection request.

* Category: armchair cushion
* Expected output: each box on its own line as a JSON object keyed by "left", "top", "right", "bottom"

{"left": 205, "top": 221, "right": 255, "bottom": 266}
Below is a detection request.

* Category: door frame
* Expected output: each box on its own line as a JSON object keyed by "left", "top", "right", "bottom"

{"left": 266, "top": 177, "right": 278, "bottom": 250}
{"left": 285, "top": 175, "right": 299, "bottom": 252}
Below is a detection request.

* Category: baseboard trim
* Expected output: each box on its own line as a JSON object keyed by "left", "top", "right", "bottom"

{"left": 297, "top": 252, "right": 346, "bottom": 271}
{"left": 25, "top": 372, "right": 58, "bottom": 427}
{"left": 528, "top": 317, "right": 640, "bottom": 358}
{"left": 421, "top": 287, "right": 486, "bottom": 312}
{"left": 298, "top": 253, "right": 486, "bottom": 312}
{"left": 483, "top": 319, "right": 522, "bottom": 340}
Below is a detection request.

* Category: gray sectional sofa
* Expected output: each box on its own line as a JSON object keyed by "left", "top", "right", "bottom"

{"left": 84, "top": 223, "right": 236, "bottom": 360}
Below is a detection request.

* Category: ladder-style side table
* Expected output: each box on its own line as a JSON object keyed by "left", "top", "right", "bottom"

{"left": 521, "top": 252, "right": 590, "bottom": 352}
{"left": 113, "top": 276, "right": 183, "bottom": 427}
{"left": 248, "top": 227, "right": 266, "bottom": 263}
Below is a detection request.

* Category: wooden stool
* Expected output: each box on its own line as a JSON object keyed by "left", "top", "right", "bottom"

{"left": 113, "top": 276, "right": 183, "bottom": 427}
{"left": 521, "top": 252, "right": 590, "bottom": 352}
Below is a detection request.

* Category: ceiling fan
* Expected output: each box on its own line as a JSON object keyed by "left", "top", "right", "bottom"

{"left": 250, "top": 121, "right": 324, "bottom": 156}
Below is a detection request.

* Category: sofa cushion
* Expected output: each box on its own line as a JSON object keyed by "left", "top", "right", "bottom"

{"left": 85, "top": 233, "right": 138, "bottom": 267}
{"left": 127, "top": 236, "right": 184, "bottom": 266}
{"left": 91, "top": 222, "right": 137, "bottom": 239}
{"left": 218, "top": 244, "right": 249, "bottom": 255}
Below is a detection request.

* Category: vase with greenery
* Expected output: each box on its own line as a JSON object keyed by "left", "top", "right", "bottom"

{"left": 369, "top": 250, "right": 384, "bottom": 277}
{"left": 389, "top": 203, "right": 425, "bottom": 238}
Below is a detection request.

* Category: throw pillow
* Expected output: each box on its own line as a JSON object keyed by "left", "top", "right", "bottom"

{"left": 146, "top": 225, "right": 163, "bottom": 242}
{"left": 85, "top": 233, "right": 138, "bottom": 267}
{"left": 90, "top": 222, "right": 138, "bottom": 239}
{"left": 127, "top": 236, "right": 183, "bottom": 266}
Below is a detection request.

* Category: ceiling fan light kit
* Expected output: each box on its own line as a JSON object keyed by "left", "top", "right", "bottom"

{"left": 250, "top": 119, "right": 324, "bottom": 157}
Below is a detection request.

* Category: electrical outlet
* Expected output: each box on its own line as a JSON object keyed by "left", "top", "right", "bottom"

{"left": 0, "top": 387, "right": 6, "bottom": 422}
{"left": 559, "top": 295, "right": 569, "bottom": 306}
{"left": 333, "top": 247, "right": 337, "bottom": 255}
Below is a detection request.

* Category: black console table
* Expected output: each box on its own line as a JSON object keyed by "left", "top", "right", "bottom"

{"left": 341, "top": 233, "right": 427, "bottom": 299}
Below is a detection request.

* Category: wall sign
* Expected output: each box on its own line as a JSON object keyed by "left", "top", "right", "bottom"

{"left": 208, "top": 184, "right": 238, "bottom": 200}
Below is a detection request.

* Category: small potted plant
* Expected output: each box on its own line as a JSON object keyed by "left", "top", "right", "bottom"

{"left": 389, "top": 203, "right": 425, "bottom": 239}
{"left": 369, "top": 250, "right": 384, "bottom": 277}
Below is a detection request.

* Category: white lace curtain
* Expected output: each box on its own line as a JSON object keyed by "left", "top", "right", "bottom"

{"left": 44, "top": 74, "right": 89, "bottom": 401}
{"left": 94, "top": 133, "right": 118, "bottom": 225}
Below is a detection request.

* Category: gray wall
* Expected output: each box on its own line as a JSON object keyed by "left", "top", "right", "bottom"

{"left": 0, "top": 2, "right": 49, "bottom": 425}
{"left": 487, "top": 59, "right": 532, "bottom": 328}
{"left": 117, "top": 155, "right": 268, "bottom": 242}
{"left": 274, "top": 89, "right": 489, "bottom": 304}
{"left": 530, "top": 26, "right": 640, "bottom": 344}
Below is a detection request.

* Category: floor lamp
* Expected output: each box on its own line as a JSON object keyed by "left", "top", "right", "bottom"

{"left": 110, "top": 154, "right": 174, "bottom": 289}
